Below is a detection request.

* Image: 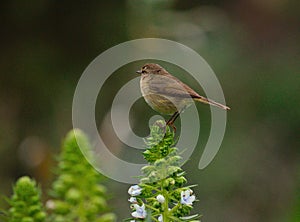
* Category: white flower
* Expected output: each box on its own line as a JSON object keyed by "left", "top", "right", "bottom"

{"left": 131, "top": 204, "right": 147, "bottom": 219}
{"left": 128, "top": 185, "right": 142, "bottom": 196}
{"left": 156, "top": 194, "right": 165, "bottom": 203}
{"left": 128, "top": 197, "right": 137, "bottom": 203}
{"left": 158, "top": 215, "right": 163, "bottom": 222}
{"left": 45, "top": 200, "right": 55, "bottom": 210}
{"left": 180, "top": 189, "right": 195, "bottom": 205}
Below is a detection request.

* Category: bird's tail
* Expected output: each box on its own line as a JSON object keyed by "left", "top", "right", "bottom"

{"left": 194, "top": 96, "right": 230, "bottom": 110}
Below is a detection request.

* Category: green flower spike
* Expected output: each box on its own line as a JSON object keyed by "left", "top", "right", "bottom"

{"left": 127, "top": 120, "right": 200, "bottom": 222}
{"left": 7, "top": 176, "right": 46, "bottom": 222}
{"left": 47, "top": 129, "right": 116, "bottom": 222}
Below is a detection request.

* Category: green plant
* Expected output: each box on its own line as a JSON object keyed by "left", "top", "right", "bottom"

{"left": 127, "top": 120, "right": 200, "bottom": 222}
{"left": 1, "top": 129, "right": 117, "bottom": 222}
{"left": 46, "top": 129, "right": 116, "bottom": 222}
{"left": 6, "top": 176, "right": 46, "bottom": 222}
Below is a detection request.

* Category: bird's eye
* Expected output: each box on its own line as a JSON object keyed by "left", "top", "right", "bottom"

{"left": 141, "top": 66, "right": 148, "bottom": 73}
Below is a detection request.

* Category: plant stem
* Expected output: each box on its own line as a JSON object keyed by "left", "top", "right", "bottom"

{"left": 162, "top": 185, "right": 169, "bottom": 222}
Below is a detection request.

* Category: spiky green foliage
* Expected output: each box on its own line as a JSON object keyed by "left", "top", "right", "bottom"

{"left": 47, "top": 129, "right": 116, "bottom": 222}
{"left": 7, "top": 176, "right": 46, "bottom": 222}
{"left": 127, "top": 120, "right": 200, "bottom": 222}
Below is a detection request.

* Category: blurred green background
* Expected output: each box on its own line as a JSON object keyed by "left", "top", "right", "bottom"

{"left": 0, "top": 0, "right": 299, "bottom": 221}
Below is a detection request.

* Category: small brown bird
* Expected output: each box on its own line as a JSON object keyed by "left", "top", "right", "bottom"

{"left": 137, "top": 63, "right": 230, "bottom": 131}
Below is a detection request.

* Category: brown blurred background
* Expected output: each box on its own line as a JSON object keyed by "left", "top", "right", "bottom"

{"left": 0, "top": 0, "right": 299, "bottom": 221}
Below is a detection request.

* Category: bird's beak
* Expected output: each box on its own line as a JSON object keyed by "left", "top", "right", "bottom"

{"left": 136, "top": 70, "right": 142, "bottom": 74}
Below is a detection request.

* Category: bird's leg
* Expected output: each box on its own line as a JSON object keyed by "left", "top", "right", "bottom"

{"left": 166, "top": 111, "right": 180, "bottom": 132}
{"left": 166, "top": 111, "right": 180, "bottom": 125}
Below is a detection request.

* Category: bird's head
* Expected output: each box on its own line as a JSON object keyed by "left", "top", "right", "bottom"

{"left": 136, "top": 63, "right": 165, "bottom": 75}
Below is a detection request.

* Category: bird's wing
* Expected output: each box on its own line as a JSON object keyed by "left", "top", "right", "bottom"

{"left": 147, "top": 74, "right": 230, "bottom": 110}
{"left": 148, "top": 74, "right": 201, "bottom": 98}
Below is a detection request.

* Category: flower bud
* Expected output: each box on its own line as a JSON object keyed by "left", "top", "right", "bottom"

{"left": 156, "top": 194, "right": 165, "bottom": 203}
{"left": 175, "top": 176, "right": 187, "bottom": 186}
